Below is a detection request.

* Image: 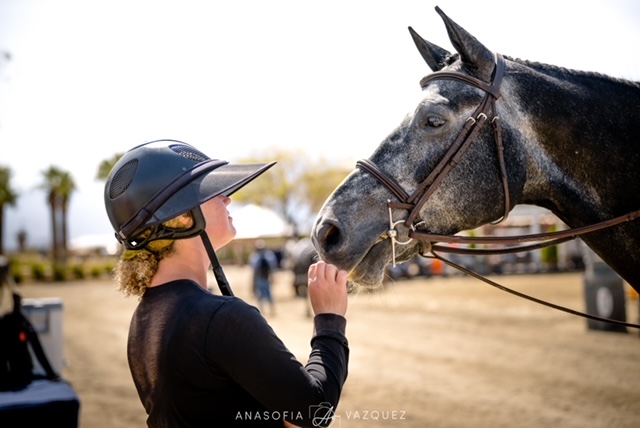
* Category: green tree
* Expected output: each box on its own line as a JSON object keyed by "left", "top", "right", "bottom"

{"left": 232, "top": 148, "right": 352, "bottom": 234}
{"left": 301, "top": 166, "right": 353, "bottom": 214}
{"left": 0, "top": 165, "right": 18, "bottom": 255}
{"left": 41, "top": 166, "right": 76, "bottom": 264}
{"left": 96, "top": 153, "right": 123, "bottom": 181}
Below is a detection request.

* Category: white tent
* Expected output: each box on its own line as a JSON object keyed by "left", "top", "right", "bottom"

{"left": 229, "top": 204, "right": 293, "bottom": 240}
{"left": 69, "top": 233, "right": 120, "bottom": 255}
{"left": 68, "top": 204, "right": 291, "bottom": 255}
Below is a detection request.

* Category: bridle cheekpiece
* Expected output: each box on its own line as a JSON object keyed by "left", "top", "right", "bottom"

{"left": 357, "top": 53, "right": 509, "bottom": 266}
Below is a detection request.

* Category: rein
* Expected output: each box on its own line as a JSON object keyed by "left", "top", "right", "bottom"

{"left": 357, "top": 53, "right": 640, "bottom": 329}
{"left": 426, "top": 250, "right": 640, "bottom": 330}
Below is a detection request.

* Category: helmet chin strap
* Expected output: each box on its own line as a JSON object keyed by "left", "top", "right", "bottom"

{"left": 200, "top": 232, "right": 234, "bottom": 297}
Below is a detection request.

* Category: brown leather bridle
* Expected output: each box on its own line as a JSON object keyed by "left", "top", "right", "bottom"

{"left": 358, "top": 53, "right": 510, "bottom": 230}
{"left": 355, "top": 53, "right": 640, "bottom": 329}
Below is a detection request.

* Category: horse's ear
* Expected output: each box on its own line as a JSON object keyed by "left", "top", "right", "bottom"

{"left": 408, "top": 26, "right": 451, "bottom": 72}
{"left": 435, "top": 6, "right": 495, "bottom": 80}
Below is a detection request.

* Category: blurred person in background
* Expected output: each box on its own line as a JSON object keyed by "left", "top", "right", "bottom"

{"left": 286, "top": 237, "right": 317, "bottom": 318}
{"left": 249, "top": 239, "right": 278, "bottom": 316}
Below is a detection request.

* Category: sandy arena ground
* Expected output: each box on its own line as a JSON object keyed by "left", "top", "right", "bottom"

{"left": 11, "top": 267, "right": 640, "bottom": 428}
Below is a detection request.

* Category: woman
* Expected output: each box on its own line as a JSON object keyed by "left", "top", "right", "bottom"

{"left": 103, "top": 139, "right": 349, "bottom": 427}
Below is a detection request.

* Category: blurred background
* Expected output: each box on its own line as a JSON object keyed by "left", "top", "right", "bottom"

{"left": 1, "top": 0, "right": 639, "bottom": 275}
{"left": 2, "top": 3, "right": 640, "bottom": 427}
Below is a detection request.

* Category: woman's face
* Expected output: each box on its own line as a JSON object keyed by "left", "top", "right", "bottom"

{"left": 201, "top": 195, "right": 236, "bottom": 249}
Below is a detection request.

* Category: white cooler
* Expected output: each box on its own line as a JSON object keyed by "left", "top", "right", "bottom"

{"left": 20, "top": 297, "right": 66, "bottom": 376}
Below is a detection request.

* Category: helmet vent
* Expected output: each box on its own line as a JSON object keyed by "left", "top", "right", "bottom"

{"left": 170, "top": 144, "right": 209, "bottom": 163}
{"left": 109, "top": 159, "right": 139, "bottom": 199}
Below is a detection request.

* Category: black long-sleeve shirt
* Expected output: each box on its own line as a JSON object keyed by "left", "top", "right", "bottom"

{"left": 127, "top": 280, "right": 349, "bottom": 427}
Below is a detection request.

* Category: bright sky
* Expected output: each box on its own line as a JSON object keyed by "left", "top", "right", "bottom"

{"left": 1, "top": 0, "right": 639, "bottom": 250}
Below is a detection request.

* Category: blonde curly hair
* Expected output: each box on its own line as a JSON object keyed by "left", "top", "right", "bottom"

{"left": 114, "top": 213, "right": 193, "bottom": 298}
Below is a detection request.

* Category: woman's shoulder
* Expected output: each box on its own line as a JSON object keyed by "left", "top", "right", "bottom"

{"left": 143, "top": 280, "right": 252, "bottom": 311}
{"left": 178, "top": 286, "right": 261, "bottom": 318}
{"left": 213, "top": 295, "right": 262, "bottom": 318}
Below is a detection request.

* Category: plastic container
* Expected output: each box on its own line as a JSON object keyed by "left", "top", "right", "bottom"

{"left": 21, "top": 298, "right": 66, "bottom": 375}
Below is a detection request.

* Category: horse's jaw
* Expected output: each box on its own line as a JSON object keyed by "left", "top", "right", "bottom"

{"left": 345, "top": 241, "right": 391, "bottom": 289}
{"left": 342, "top": 239, "right": 421, "bottom": 290}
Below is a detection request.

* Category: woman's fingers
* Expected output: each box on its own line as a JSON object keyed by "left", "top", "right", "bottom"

{"left": 308, "top": 261, "right": 348, "bottom": 316}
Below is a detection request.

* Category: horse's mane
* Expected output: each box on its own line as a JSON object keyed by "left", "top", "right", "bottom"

{"left": 442, "top": 52, "right": 639, "bottom": 88}
{"left": 504, "top": 55, "right": 640, "bottom": 88}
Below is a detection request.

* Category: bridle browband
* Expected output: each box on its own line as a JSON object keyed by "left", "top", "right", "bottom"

{"left": 356, "top": 53, "right": 640, "bottom": 329}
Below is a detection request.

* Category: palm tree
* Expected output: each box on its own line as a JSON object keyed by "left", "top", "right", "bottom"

{"left": 0, "top": 165, "right": 18, "bottom": 255}
{"left": 58, "top": 171, "right": 76, "bottom": 260}
{"left": 41, "top": 167, "right": 62, "bottom": 263}
{"left": 40, "top": 166, "right": 76, "bottom": 264}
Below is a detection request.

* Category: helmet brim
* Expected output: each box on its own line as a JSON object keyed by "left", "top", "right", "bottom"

{"left": 146, "top": 161, "right": 277, "bottom": 228}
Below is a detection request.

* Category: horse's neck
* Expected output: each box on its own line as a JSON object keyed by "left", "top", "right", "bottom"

{"left": 517, "top": 67, "right": 640, "bottom": 227}
{"left": 512, "top": 67, "right": 640, "bottom": 289}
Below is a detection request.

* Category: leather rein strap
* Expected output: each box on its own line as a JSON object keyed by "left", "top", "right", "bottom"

{"left": 428, "top": 250, "right": 640, "bottom": 329}
{"left": 355, "top": 53, "right": 640, "bottom": 329}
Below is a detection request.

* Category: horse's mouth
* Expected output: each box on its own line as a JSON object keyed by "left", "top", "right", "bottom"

{"left": 347, "top": 239, "right": 418, "bottom": 289}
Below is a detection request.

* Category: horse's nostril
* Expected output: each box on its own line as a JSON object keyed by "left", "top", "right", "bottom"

{"left": 318, "top": 220, "right": 342, "bottom": 251}
{"left": 324, "top": 225, "right": 340, "bottom": 248}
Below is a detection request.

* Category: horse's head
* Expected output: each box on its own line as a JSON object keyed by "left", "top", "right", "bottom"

{"left": 312, "top": 7, "right": 528, "bottom": 288}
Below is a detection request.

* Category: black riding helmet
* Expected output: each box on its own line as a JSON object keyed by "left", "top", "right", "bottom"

{"left": 104, "top": 139, "right": 276, "bottom": 295}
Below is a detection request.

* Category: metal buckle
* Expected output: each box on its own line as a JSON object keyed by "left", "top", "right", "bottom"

{"left": 387, "top": 200, "right": 414, "bottom": 267}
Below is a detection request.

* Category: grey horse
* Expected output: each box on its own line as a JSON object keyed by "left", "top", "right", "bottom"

{"left": 312, "top": 7, "right": 640, "bottom": 292}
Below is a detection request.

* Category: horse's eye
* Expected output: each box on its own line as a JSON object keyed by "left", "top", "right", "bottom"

{"left": 425, "top": 115, "right": 445, "bottom": 128}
